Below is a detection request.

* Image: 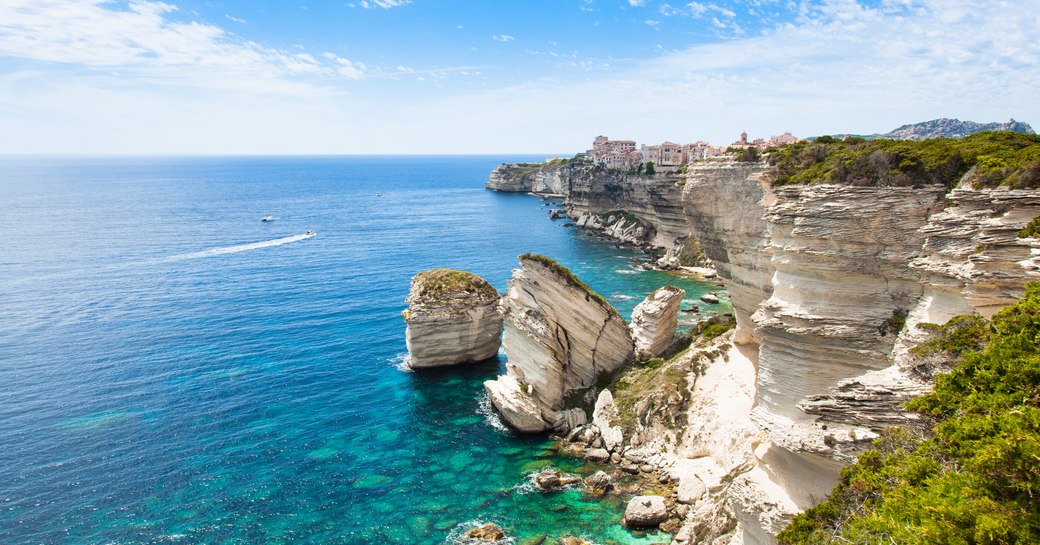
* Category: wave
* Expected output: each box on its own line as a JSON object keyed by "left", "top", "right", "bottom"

{"left": 614, "top": 269, "right": 640, "bottom": 275}
{"left": 165, "top": 232, "right": 315, "bottom": 261}
{"left": 477, "top": 392, "right": 510, "bottom": 434}
{"left": 388, "top": 352, "right": 412, "bottom": 373}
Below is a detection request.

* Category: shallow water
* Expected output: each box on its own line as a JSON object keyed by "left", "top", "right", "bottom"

{"left": 0, "top": 156, "right": 728, "bottom": 544}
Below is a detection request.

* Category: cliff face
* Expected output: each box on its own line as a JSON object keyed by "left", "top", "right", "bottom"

{"left": 403, "top": 269, "right": 503, "bottom": 368}
{"left": 677, "top": 161, "right": 1040, "bottom": 543}
{"left": 487, "top": 162, "right": 570, "bottom": 195}
{"left": 487, "top": 160, "right": 691, "bottom": 261}
{"left": 485, "top": 255, "right": 634, "bottom": 432}
{"left": 681, "top": 162, "right": 773, "bottom": 344}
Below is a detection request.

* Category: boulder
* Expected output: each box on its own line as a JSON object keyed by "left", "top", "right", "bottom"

{"left": 699, "top": 292, "right": 720, "bottom": 304}
{"left": 483, "top": 375, "right": 547, "bottom": 433}
{"left": 584, "top": 471, "right": 613, "bottom": 495}
{"left": 466, "top": 522, "right": 505, "bottom": 541}
{"left": 404, "top": 269, "right": 503, "bottom": 368}
{"left": 532, "top": 468, "right": 580, "bottom": 492}
{"left": 676, "top": 476, "right": 706, "bottom": 504}
{"left": 559, "top": 538, "right": 591, "bottom": 545}
{"left": 630, "top": 286, "right": 686, "bottom": 359}
{"left": 585, "top": 448, "right": 610, "bottom": 463}
{"left": 592, "top": 390, "right": 625, "bottom": 452}
{"left": 624, "top": 495, "right": 668, "bottom": 528}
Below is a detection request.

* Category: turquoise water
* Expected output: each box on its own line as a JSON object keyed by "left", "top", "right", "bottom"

{"left": 0, "top": 156, "right": 726, "bottom": 545}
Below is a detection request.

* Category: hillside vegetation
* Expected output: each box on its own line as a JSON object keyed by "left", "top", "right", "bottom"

{"left": 768, "top": 132, "right": 1040, "bottom": 190}
{"left": 778, "top": 282, "right": 1040, "bottom": 545}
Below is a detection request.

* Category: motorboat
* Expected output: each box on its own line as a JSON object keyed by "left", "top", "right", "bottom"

{"left": 305, "top": 230, "right": 316, "bottom": 236}
{"left": 261, "top": 215, "right": 278, "bottom": 222}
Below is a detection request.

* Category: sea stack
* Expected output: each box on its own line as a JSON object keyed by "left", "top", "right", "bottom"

{"left": 403, "top": 268, "right": 503, "bottom": 368}
{"left": 630, "top": 285, "right": 686, "bottom": 360}
{"left": 484, "top": 254, "right": 634, "bottom": 433}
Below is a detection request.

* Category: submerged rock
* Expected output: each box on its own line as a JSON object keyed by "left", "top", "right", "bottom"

{"left": 624, "top": 495, "right": 668, "bottom": 528}
{"left": 404, "top": 269, "right": 503, "bottom": 368}
{"left": 485, "top": 254, "right": 634, "bottom": 432}
{"left": 630, "top": 285, "right": 686, "bottom": 359}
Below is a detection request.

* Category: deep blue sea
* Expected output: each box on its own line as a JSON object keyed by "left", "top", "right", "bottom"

{"left": 0, "top": 156, "right": 727, "bottom": 545}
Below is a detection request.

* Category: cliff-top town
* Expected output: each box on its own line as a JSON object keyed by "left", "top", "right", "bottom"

{"left": 588, "top": 131, "right": 801, "bottom": 171}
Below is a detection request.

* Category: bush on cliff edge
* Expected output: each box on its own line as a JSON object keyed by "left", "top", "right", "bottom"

{"left": 768, "top": 131, "right": 1040, "bottom": 190}
{"left": 778, "top": 281, "right": 1040, "bottom": 545}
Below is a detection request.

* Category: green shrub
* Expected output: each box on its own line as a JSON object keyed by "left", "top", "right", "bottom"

{"left": 768, "top": 132, "right": 1040, "bottom": 190}
{"left": 1019, "top": 216, "right": 1040, "bottom": 238}
{"left": 411, "top": 268, "right": 498, "bottom": 299}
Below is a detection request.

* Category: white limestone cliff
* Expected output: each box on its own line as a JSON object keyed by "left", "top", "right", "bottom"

{"left": 484, "top": 255, "right": 634, "bottom": 432}
{"left": 674, "top": 160, "right": 1040, "bottom": 544}
{"left": 403, "top": 269, "right": 503, "bottom": 368}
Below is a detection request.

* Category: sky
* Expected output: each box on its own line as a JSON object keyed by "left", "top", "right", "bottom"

{"left": 0, "top": 0, "right": 1036, "bottom": 154}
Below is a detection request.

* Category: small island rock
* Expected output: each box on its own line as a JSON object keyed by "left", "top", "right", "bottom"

{"left": 404, "top": 269, "right": 503, "bottom": 368}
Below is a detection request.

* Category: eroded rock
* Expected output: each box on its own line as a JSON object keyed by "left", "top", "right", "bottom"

{"left": 485, "top": 255, "right": 633, "bottom": 432}
{"left": 630, "top": 285, "right": 686, "bottom": 359}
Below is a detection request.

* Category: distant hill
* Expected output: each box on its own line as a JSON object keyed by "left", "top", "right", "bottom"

{"left": 831, "top": 118, "right": 1035, "bottom": 141}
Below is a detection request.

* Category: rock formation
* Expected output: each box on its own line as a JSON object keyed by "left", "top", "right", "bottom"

{"left": 484, "top": 254, "right": 634, "bottom": 433}
{"left": 482, "top": 145, "right": 1040, "bottom": 543}
{"left": 403, "top": 269, "right": 503, "bottom": 368}
{"left": 630, "top": 286, "right": 686, "bottom": 359}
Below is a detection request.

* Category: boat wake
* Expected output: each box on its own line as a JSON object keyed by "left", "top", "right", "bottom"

{"left": 165, "top": 232, "right": 315, "bottom": 261}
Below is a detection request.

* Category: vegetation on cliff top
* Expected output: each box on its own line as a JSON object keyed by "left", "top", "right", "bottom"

{"left": 410, "top": 268, "right": 498, "bottom": 300}
{"left": 518, "top": 253, "right": 619, "bottom": 317}
{"left": 778, "top": 282, "right": 1040, "bottom": 545}
{"left": 768, "top": 131, "right": 1040, "bottom": 190}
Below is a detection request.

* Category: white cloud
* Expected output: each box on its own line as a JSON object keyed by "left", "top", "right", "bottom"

{"left": 383, "top": 0, "right": 1039, "bottom": 151}
{"left": 357, "top": 0, "right": 412, "bottom": 9}
{"left": 645, "top": 20, "right": 660, "bottom": 26}
{"left": 0, "top": 0, "right": 1035, "bottom": 154}
{"left": 225, "top": 14, "right": 247, "bottom": 24}
{"left": 322, "top": 52, "right": 367, "bottom": 80}
{"left": 492, "top": 34, "right": 515, "bottom": 42}
{"left": 628, "top": 0, "right": 646, "bottom": 5}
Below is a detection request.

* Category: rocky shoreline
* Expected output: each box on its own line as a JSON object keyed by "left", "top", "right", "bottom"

{"left": 474, "top": 150, "right": 1040, "bottom": 544}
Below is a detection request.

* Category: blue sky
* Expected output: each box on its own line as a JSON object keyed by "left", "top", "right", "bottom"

{"left": 0, "top": 0, "right": 1036, "bottom": 154}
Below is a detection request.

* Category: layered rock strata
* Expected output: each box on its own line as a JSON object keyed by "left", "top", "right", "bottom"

{"left": 484, "top": 255, "right": 634, "bottom": 433}
{"left": 677, "top": 160, "right": 1040, "bottom": 543}
{"left": 681, "top": 162, "right": 773, "bottom": 344}
{"left": 403, "top": 269, "right": 503, "bottom": 368}
{"left": 630, "top": 286, "right": 686, "bottom": 360}
{"left": 487, "top": 159, "right": 695, "bottom": 266}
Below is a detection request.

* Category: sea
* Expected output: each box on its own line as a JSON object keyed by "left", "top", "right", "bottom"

{"left": 0, "top": 156, "right": 729, "bottom": 545}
